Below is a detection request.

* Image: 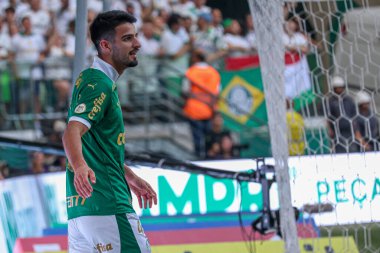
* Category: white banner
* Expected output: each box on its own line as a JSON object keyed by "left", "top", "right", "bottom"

{"left": 284, "top": 56, "right": 312, "bottom": 98}
{"left": 1, "top": 153, "right": 380, "bottom": 252}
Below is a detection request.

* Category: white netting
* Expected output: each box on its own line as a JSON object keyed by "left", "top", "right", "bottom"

{"left": 248, "top": 0, "right": 300, "bottom": 252}
{"left": 249, "top": 0, "right": 380, "bottom": 252}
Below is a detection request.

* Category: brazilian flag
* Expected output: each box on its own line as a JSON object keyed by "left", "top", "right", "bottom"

{"left": 218, "top": 68, "right": 267, "bottom": 131}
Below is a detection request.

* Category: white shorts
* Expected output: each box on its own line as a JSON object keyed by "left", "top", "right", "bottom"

{"left": 68, "top": 213, "right": 151, "bottom": 253}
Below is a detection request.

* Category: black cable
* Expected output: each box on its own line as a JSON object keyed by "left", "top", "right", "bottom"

{"left": 236, "top": 173, "right": 255, "bottom": 253}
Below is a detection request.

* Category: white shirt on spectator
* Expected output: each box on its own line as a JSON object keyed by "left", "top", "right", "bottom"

{"left": 283, "top": 32, "right": 308, "bottom": 49}
{"left": 141, "top": 0, "right": 171, "bottom": 12}
{"left": 15, "top": 3, "right": 30, "bottom": 18}
{"left": 223, "top": 33, "right": 251, "bottom": 57}
{"left": 88, "top": 0, "right": 103, "bottom": 13}
{"left": 139, "top": 35, "right": 161, "bottom": 56}
{"left": 65, "top": 33, "right": 75, "bottom": 56}
{"left": 55, "top": 7, "right": 75, "bottom": 36}
{"left": 11, "top": 33, "right": 46, "bottom": 79}
{"left": 0, "top": 32, "right": 11, "bottom": 71}
{"left": 42, "top": 0, "right": 61, "bottom": 12}
{"left": 191, "top": 5, "right": 211, "bottom": 19}
{"left": 172, "top": 1, "right": 195, "bottom": 19}
{"left": 246, "top": 30, "right": 257, "bottom": 50}
{"left": 24, "top": 9, "right": 51, "bottom": 36}
{"left": 160, "top": 27, "right": 189, "bottom": 77}
{"left": 114, "top": 0, "right": 142, "bottom": 30}
{"left": 192, "top": 27, "right": 227, "bottom": 53}
{"left": 161, "top": 27, "right": 189, "bottom": 55}
{"left": 0, "top": 2, "right": 9, "bottom": 14}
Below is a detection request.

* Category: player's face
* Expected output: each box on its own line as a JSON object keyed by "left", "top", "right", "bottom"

{"left": 111, "top": 22, "right": 141, "bottom": 72}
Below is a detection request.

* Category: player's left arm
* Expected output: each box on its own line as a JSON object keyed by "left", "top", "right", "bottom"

{"left": 124, "top": 164, "right": 157, "bottom": 209}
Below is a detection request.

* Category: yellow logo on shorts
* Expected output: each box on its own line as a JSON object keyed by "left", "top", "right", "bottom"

{"left": 96, "top": 243, "right": 113, "bottom": 252}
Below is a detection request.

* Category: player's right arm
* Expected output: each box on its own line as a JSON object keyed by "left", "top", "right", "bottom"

{"left": 62, "top": 121, "right": 96, "bottom": 198}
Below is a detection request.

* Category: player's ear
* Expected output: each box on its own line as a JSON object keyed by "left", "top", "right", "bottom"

{"left": 99, "top": 39, "right": 112, "bottom": 54}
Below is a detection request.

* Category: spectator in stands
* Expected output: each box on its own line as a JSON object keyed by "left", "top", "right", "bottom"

{"left": 0, "top": 16, "right": 12, "bottom": 112}
{"left": 245, "top": 13, "right": 257, "bottom": 52}
{"left": 182, "top": 50, "right": 221, "bottom": 158}
{"left": 160, "top": 13, "right": 190, "bottom": 98}
{"left": 325, "top": 76, "right": 358, "bottom": 153}
{"left": 142, "top": 0, "right": 171, "bottom": 14}
{"left": 354, "top": 91, "right": 379, "bottom": 151}
{"left": 55, "top": 0, "right": 75, "bottom": 36}
{"left": 4, "top": 6, "right": 18, "bottom": 36}
{"left": 9, "top": 14, "right": 46, "bottom": 115}
{"left": 205, "top": 111, "right": 231, "bottom": 155}
{"left": 0, "top": 16, "right": 11, "bottom": 71}
{"left": 23, "top": 0, "right": 52, "bottom": 36}
{"left": 116, "top": 0, "right": 142, "bottom": 17}
{"left": 31, "top": 149, "right": 66, "bottom": 174}
{"left": 286, "top": 99, "right": 305, "bottom": 155}
{"left": 283, "top": 17, "right": 309, "bottom": 55}
{"left": 283, "top": 17, "right": 312, "bottom": 99}
{"left": 126, "top": 1, "right": 142, "bottom": 30}
{"left": 192, "top": 12, "right": 227, "bottom": 69}
{"left": 151, "top": 9, "right": 167, "bottom": 37}
{"left": 283, "top": 2, "right": 317, "bottom": 44}
{"left": 85, "top": 9, "right": 99, "bottom": 65}
{"left": 64, "top": 19, "right": 75, "bottom": 58}
{"left": 45, "top": 32, "right": 71, "bottom": 110}
{"left": 14, "top": 0, "right": 30, "bottom": 18}
{"left": 127, "top": 18, "right": 163, "bottom": 94}
{"left": 182, "top": 14, "right": 195, "bottom": 34}
{"left": 217, "top": 133, "right": 238, "bottom": 159}
{"left": 193, "top": 0, "right": 211, "bottom": 18}
{"left": 206, "top": 141, "right": 221, "bottom": 159}
{"left": 31, "top": 151, "right": 48, "bottom": 174}
{"left": 222, "top": 19, "right": 251, "bottom": 57}
{"left": 172, "top": 0, "right": 195, "bottom": 20}
{"left": 211, "top": 8, "right": 224, "bottom": 37}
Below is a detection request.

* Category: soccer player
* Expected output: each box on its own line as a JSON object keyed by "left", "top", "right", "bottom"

{"left": 62, "top": 10, "right": 157, "bottom": 253}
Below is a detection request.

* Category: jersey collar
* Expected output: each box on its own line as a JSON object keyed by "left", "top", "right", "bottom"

{"left": 92, "top": 56, "right": 119, "bottom": 83}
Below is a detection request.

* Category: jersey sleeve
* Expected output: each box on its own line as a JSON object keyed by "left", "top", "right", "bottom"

{"left": 69, "top": 78, "right": 112, "bottom": 128}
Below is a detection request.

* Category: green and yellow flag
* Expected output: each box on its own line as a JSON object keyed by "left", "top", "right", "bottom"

{"left": 218, "top": 68, "right": 267, "bottom": 130}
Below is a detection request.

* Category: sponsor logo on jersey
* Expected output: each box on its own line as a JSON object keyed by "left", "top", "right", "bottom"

{"left": 88, "top": 92, "right": 107, "bottom": 120}
{"left": 74, "top": 103, "right": 86, "bottom": 114}
{"left": 88, "top": 83, "right": 97, "bottom": 90}
{"left": 95, "top": 243, "right": 113, "bottom": 252}
{"left": 117, "top": 132, "right": 126, "bottom": 145}
{"left": 66, "top": 195, "right": 86, "bottom": 208}
{"left": 75, "top": 73, "right": 83, "bottom": 88}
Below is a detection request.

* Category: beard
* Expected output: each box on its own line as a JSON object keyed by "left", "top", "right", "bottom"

{"left": 127, "top": 60, "right": 138, "bottom": 67}
{"left": 112, "top": 47, "right": 139, "bottom": 69}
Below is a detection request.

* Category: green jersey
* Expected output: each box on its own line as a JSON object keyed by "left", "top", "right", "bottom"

{"left": 66, "top": 59, "right": 134, "bottom": 219}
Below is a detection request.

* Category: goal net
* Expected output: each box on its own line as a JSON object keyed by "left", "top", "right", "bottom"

{"left": 248, "top": 0, "right": 380, "bottom": 252}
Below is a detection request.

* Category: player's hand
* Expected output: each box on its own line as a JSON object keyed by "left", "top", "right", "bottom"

{"left": 74, "top": 165, "right": 96, "bottom": 198}
{"left": 128, "top": 176, "right": 157, "bottom": 209}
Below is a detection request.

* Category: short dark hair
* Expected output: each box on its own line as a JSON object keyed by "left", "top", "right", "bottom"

{"left": 167, "top": 13, "right": 181, "bottom": 28}
{"left": 90, "top": 10, "right": 136, "bottom": 53}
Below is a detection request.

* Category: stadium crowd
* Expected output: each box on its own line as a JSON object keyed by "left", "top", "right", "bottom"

{"left": 0, "top": 0, "right": 379, "bottom": 178}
